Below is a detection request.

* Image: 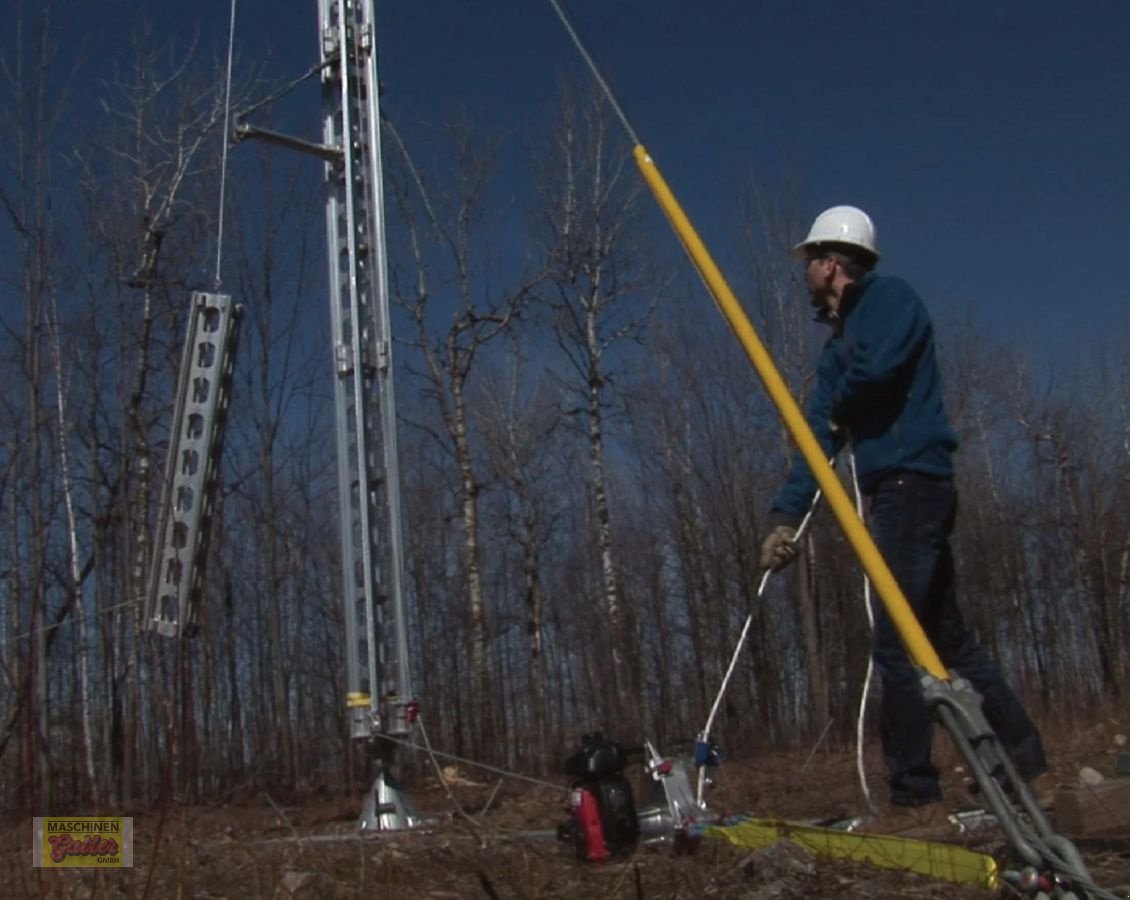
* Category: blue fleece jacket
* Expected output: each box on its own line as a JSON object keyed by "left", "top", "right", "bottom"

{"left": 769, "top": 272, "right": 959, "bottom": 523}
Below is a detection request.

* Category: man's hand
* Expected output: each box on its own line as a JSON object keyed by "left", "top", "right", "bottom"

{"left": 759, "top": 525, "right": 799, "bottom": 571}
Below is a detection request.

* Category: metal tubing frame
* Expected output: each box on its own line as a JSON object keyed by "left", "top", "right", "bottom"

{"left": 318, "top": 0, "right": 413, "bottom": 741}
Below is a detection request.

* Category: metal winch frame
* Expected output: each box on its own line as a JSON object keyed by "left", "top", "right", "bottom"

{"left": 635, "top": 740, "right": 712, "bottom": 847}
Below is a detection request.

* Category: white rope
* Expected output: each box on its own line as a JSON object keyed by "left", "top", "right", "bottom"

{"left": 383, "top": 721, "right": 568, "bottom": 794}
{"left": 694, "top": 461, "right": 833, "bottom": 805}
{"left": 213, "top": 0, "right": 238, "bottom": 290}
{"left": 848, "top": 451, "right": 879, "bottom": 815}
{"left": 692, "top": 453, "right": 882, "bottom": 811}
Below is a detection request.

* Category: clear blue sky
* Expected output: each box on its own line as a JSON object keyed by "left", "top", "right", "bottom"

{"left": 66, "top": 1, "right": 1130, "bottom": 358}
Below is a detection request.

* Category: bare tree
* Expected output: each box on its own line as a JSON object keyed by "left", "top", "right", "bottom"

{"left": 475, "top": 341, "right": 565, "bottom": 770}
{"left": 65, "top": 23, "right": 253, "bottom": 806}
{"left": 0, "top": 0, "right": 76, "bottom": 808}
{"left": 223, "top": 148, "right": 329, "bottom": 793}
{"left": 387, "top": 118, "right": 541, "bottom": 756}
{"left": 1013, "top": 366, "right": 1123, "bottom": 703}
{"left": 47, "top": 293, "right": 99, "bottom": 802}
{"left": 534, "top": 83, "right": 656, "bottom": 731}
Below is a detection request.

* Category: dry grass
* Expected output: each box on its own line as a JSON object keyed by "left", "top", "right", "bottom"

{"left": 4, "top": 712, "right": 1130, "bottom": 899}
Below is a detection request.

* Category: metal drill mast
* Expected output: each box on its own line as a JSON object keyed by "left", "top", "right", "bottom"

{"left": 318, "top": 0, "right": 417, "bottom": 828}
{"left": 228, "top": 0, "right": 418, "bottom": 828}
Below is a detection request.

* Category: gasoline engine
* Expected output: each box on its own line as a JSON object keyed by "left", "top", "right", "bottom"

{"left": 558, "top": 732, "right": 717, "bottom": 861}
{"left": 558, "top": 732, "right": 642, "bottom": 861}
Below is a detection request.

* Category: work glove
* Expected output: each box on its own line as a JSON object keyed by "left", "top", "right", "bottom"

{"left": 759, "top": 525, "right": 798, "bottom": 572}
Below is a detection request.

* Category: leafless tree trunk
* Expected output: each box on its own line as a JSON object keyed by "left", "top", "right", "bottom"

{"left": 476, "top": 345, "right": 562, "bottom": 770}
{"left": 47, "top": 299, "right": 99, "bottom": 803}
{"left": 736, "top": 183, "right": 832, "bottom": 740}
{"left": 0, "top": 0, "right": 77, "bottom": 808}
{"left": 535, "top": 84, "right": 656, "bottom": 732}
{"left": 388, "top": 119, "right": 540, "bottom": 756}
{"left": 66, "top": 23, "right": 251, "bottom": 805}
{"left": 225, "top": 151, "right": 325, "bottom": 792}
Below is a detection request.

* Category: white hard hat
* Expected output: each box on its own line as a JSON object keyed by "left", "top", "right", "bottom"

{"left": 793, "top": 205, "right": 879, "bottom": 260}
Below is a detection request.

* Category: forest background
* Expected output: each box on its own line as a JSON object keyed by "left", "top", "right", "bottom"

{"left": 3, "top": 0, "right": 1129, "bottom": 814}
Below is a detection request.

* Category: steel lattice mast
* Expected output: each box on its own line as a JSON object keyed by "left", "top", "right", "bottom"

{"left": 318, "top": 0, "right": 417, "bottom": 829}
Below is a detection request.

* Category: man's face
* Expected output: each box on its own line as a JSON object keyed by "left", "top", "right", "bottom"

{"left": 804, "top": 254, "right": 836, "bottom": 309}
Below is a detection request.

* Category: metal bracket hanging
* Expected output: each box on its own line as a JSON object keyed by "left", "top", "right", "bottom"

{"left": 147, "top": 292, "right": 242, "bottom": 638}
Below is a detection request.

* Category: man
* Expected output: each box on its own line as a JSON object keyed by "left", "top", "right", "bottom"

{"left": 759, "top": 205, "right": 1051, "bottom": 832}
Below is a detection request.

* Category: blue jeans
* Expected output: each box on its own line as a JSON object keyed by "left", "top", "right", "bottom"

{"left": 868, "top": 472, "right": 1046, "bottom": 806}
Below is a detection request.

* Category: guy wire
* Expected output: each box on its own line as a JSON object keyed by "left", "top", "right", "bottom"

{"left": 213, "top": 0, "right": 239, "bottom": 290}
{"left": 545, "top": 0, "right": 641, "bottom": 147}
{"left": 381, "top": 728, "right": 569, "bottom": 794}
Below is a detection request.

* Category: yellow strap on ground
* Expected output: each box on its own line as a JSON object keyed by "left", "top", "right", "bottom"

{"left": 708, "top": 818, "right": 999, "bottom": 889}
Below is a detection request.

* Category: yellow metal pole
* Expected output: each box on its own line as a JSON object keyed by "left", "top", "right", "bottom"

{"left": 633, "top": 144, "right": 947, "bottom": 680}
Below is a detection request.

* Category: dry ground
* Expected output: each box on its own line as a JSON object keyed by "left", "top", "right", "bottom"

{"left": 5, "top": 716, "right": 1130, "bottom": 899}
